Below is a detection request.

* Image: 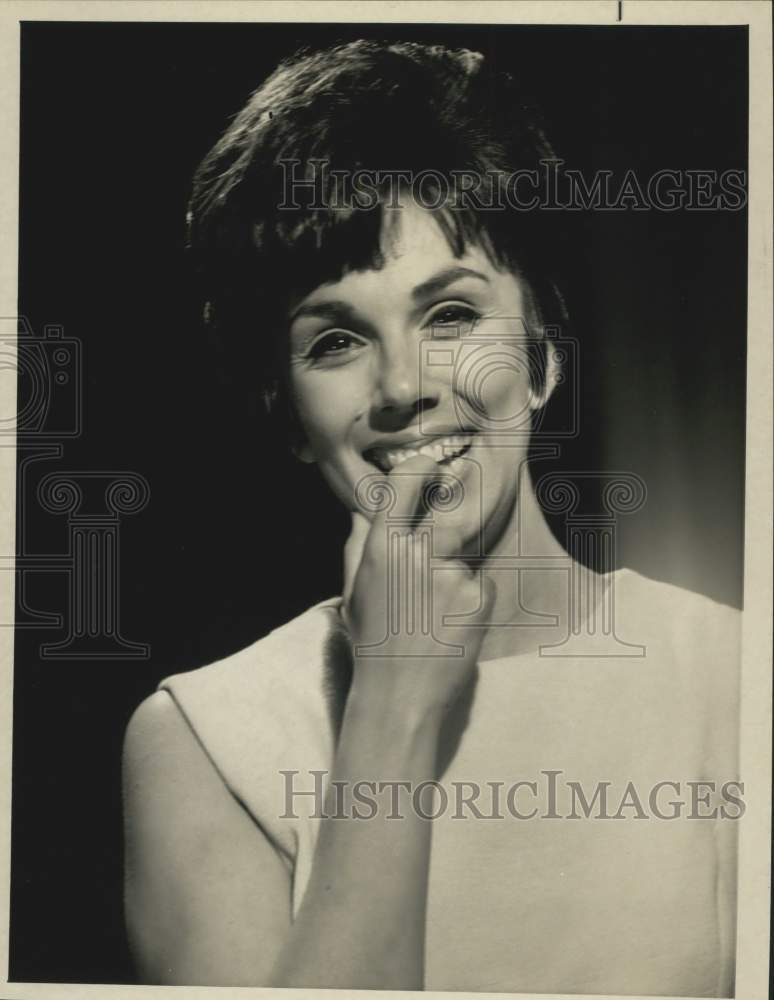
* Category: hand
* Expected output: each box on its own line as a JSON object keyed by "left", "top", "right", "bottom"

{"left": 342, "top": 509, "right": 371, "bottom": 610}
{"left": 344, "top": 455, "right": 495, "bottom": 719}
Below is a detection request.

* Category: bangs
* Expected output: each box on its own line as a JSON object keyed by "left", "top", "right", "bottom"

{"left": 254, "top": 176, "right": 512, "bottom": 310}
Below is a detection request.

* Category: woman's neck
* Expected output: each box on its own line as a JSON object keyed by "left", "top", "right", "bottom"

{"left": 467, "top": 464, "right": 592, "bottom": 662}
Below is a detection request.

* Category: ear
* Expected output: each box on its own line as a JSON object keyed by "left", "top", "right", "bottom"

{"left": 290, "top": 430, "right": 316, "bottom": 464}
{"left": 527, "top": 340, "right": 561, "bottom": 413}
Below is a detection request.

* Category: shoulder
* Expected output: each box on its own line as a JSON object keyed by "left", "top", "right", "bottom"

{"left": 614, "top": 567, "right": 741, "bottom": 647}
{"left": 126, "top": 597, "right": 345, "bottom": 767}
{"left": 123, "top": 689, "right": 222, "bottom": 818}
{"left": 614, "top": 568, "right": 741, "bottom": 766}
{"left": 130, "top": 598, "right": 346, "bottom": 855}
{"left": 158, "top": 596, "right": 345, "bottom": 749}
{"left": 122, "top": 689, "right": 246, "bottom": 890}
{"left": 123, "top": 688, "right": 183, "bottom": 769}
{"left": 160, "top": 596, "right": 344, "bottom": 703}
{"left": 123, "top": 689, "right": 247, "bottom": 833}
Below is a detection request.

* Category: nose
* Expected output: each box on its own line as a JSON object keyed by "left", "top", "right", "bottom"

{"left": 371, "top": 336, "right": 439, "bottom": 427}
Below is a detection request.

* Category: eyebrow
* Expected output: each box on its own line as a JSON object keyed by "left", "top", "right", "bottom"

{"left": 289, "top": 266, "right": 490, "bottom": 324}
{"left": 289, "top": 300, "right": 364, "bottom": 325}
{"left": 411, "top": 266, "right": 489, "bottom": 301}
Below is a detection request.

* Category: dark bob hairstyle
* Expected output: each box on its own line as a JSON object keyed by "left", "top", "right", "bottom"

{"left": 187, "top": 40, "right": 570, "bottom": 428}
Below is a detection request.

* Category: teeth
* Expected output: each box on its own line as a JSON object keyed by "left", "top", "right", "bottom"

{"left": 369, "top": 434, "right": 474, "bottom": 473}
{"left": 384, "top": 448, "right": 418, "bottom": 469}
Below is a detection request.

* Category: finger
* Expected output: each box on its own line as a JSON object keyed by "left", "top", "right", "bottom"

{"left": 420, "top": 465, "right": 469, "bottom": 558}
{"left": 363, "top": 454, "right": 442, "bottom": 560}
{"left": 346, "top": 511, "right": 371, "bottom": 552}
{"left": 343, "top": 512, "right": 371, "bottom": 603}
{"left": 388, "top": 454, "right": 443, "bottom": 522}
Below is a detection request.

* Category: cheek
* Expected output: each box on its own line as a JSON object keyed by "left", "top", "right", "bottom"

{"left": 290, "top": 375, "right": 360, "bottom": 459}
{"left": 454, "top": 346, "right": 533, "bottom": 432}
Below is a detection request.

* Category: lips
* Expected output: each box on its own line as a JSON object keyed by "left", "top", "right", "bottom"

{"left": 363, "top": 433, "right": 475, "bottom": 473}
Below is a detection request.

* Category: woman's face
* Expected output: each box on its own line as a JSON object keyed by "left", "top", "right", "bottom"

{"left": 287, "top": 202, "right": 545, "bottom": 550}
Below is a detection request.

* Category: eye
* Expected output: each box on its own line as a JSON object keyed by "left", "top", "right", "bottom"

{"left": 307, "top": 330, "right": 366, "bottom": 363}
{"left": 426, "top": 303, "right": 480, "bottom": 335}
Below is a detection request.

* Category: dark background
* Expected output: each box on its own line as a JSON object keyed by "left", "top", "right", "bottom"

{"left": 12, "top": 22, "right": 747, "bottom": 983}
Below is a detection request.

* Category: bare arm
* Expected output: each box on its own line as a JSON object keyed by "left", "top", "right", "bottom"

{"left": 123, "top": 457, "right": 491, "bottom": 989}
{"left": 269, "top": 681, "right": 444, "bottom": 989}
{"left": 123, "top": 690, "right": 293, "bottom": 985}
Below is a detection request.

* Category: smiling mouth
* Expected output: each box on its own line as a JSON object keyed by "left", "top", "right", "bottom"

{"left": 363, "top": 433, "right": 475, "bottom": 474}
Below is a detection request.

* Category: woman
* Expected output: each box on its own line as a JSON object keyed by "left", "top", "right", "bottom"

{"left": 122, "top": 40, "right": 740, "bottom": 994}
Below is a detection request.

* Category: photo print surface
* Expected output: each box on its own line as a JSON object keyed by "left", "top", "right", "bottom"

{"left": 10, "top": 17, "right": 749, "bottom": 994}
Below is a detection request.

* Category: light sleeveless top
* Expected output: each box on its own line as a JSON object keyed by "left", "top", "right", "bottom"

{"left": 160, "top": 568, "right": 740, "bottom": 996}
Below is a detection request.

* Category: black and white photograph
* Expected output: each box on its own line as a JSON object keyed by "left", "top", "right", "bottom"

{"left": 1, "top": 2, "right": 771, "bottom": 998}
